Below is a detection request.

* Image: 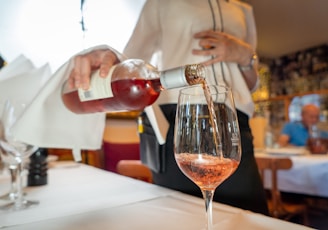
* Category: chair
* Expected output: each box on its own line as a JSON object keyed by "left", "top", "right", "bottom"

{"left": 255, "top": 156, "right": 308, "bottom": 225}
{"left": 116, "top": 160, "right": 153, "bottom": 183}
{"left": 103, "top": 118, "right": 141, "bottom": 173}
{"left": 103, "top": 141, "right": 140, "bottom": 172}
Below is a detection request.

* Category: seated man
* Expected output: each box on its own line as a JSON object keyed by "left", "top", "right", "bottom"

{"left": 278, "top": 104, "right": 320, "bottom": 147}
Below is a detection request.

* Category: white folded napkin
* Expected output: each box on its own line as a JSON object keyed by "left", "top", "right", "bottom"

{"left": 10, "top": 48, "right": 111, "bottom": 161}
{"left": 0, "top": 63, "right": 51, "bottom": 103}
{"left": 10, "top": 45, "right": 129, "bottom": 161}
{"left": 0, "top": 55, "right": 44, "bottom": 115}
{"left": 0, "top": 54, "right": 34, "bottom": 81}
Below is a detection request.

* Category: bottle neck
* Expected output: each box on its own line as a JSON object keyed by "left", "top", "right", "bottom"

{"left": 160, "top": 66, "right": 189, "bottom": 89}
{"left": 160, "top": 64, "right": 205, "bottom": 89}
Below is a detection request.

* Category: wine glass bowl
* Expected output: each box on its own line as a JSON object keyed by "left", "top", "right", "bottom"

{"left": 174, "top": 84, "right": 241, "bottom": 229}
{"left": 0, "top": 100, "right": 38, "bottom": 211}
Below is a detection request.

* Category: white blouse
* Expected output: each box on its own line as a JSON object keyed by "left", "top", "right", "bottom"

{"left": 124, "top": 0, "right": 258, "bottom": 118}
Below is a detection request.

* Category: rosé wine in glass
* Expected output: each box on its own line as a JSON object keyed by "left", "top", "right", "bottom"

{"left": 174, "top": 84, "right": 241, "bottom": 230}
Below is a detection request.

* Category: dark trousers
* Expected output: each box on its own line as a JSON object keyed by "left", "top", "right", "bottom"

{"left": 140, "top": 104, "right": 269, "bottom": 215}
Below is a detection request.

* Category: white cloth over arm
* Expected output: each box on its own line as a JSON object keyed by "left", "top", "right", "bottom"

{"left": 12, "top": 45, "right": 122, "bottom": 161}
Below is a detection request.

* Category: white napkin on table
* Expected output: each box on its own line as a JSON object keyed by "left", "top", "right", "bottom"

{"left": 10, "top": 46, "right": 115, "bottom": 161}
{"left": 1, "top": 46, "right": 114, "bottom": 161}
{"left": 0, "top": 62, "right": 51, "bottom": 103}
{"left": 0, "top": 55, "right": 49, "bottom": 114}
{"left": 0, "top": 54, "right": 34, "bottom": 81}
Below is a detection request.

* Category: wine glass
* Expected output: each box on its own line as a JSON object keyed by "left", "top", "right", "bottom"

{"left": 0, "top": 160, "right": 24, "bottom": 201}
{"left": 0, "top": 101, "right": 17, "bottom": 202}
{"left": 174, "top": 84, "right": 241, "bottom": 230}
{"left": 0, "top": 100, "right": 39, "bottom": 211}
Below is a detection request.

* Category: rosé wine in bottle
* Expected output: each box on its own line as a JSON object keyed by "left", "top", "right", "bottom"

{"left": 62, "top": 59, "right": 205, "bottom": 114}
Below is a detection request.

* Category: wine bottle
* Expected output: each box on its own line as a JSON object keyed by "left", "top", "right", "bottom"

{"left": 61, "top": 59, "right": 205, "bottom": 114}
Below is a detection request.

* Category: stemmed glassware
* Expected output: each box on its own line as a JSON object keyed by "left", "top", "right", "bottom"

{"left": 174, "top": 84, "right": 241, "bottom": 230}
{"left": 0, "top": 100, "right": 38, "bottom": 211}
{"left": 0, "top": 101, "right": 17, "bottom": 202}
{"left": 0, "top": 160, "right": 24, "bottom": 201}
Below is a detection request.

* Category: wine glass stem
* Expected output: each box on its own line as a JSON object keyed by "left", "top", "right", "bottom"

{"left": 8, "top": 166, "right": 18, "bottom": 200}
{"left": 202, "top": 189, "right": 215, "bottom": 230}
{"left": 8, "top": 164, "right": 20, "bottom": 199}
{"left": 10, "top": 162, "right": 24, "bottom": 209}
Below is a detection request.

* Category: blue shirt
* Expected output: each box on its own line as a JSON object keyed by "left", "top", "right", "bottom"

{"left": 281, "top": 122, "right": 308, "bottom": 146}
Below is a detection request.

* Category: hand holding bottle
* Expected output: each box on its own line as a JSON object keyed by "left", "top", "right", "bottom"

{"left": 68, "top": 49, "right": 120, "bottom": 90}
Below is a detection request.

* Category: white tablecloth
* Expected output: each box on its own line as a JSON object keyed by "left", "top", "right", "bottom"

{"left": 0, "top": 162, "right": 313, "bottom": 230}
{"left": 256, "top": 150, "right": 328, "bottom": 198}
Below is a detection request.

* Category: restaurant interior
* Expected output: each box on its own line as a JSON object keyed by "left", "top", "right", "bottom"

{"left": 1, "top": 0, "right": 328, "bottom": 229}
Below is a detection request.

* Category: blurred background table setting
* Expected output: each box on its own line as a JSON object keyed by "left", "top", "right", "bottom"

{"left": 250, "top": 113, "right": 328, "bottom": 198}
{"left": 255, "top": 146, "right": 328, "bottom": 198}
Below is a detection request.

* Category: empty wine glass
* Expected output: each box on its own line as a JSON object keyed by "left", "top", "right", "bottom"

{"left": 0, "top": 100, "right": 38, "bottom": 211}
{"left": 174, "top": 84, "right": 241, "bottom": 230}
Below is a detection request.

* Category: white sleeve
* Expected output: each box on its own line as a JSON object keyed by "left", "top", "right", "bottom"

{"left": 231, "top": 0, "right": 257, "bottom": 49}
{"left": 123, "top": 0, "right": 161, "bottom": 62}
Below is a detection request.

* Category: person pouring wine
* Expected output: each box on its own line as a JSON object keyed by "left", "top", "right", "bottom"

{"left": 65, "top": 0, "right": 269, "bottom": 215}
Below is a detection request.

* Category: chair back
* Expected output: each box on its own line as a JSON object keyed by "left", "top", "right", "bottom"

{"left": 116, "top": 160, "right": 153, "bottom": 183}
{"left": 255, "top": 156, "right": 292, "bottom": 217}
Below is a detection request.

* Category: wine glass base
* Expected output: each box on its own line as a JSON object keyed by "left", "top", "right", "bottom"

{"left": 0, "top": 199, "right": 39, "bottom": 211}
{"left": 0, "top": 193, "right": 15, "bottom": 201}
{"left": 0, "top": 192, "right": 26, "bottom": 201}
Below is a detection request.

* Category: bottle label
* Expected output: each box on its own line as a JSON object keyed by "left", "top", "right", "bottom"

{"left": 78, "top": 65, "right": 116, "bottom": 102}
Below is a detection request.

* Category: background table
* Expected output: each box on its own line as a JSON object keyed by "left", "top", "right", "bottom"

{"left": 0, "top": 161, "right": 313, "bottom": 230}
{"left": 255, "top": 150, "right": 328, "bottom": 198}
